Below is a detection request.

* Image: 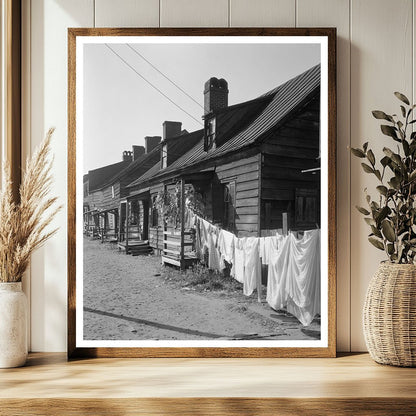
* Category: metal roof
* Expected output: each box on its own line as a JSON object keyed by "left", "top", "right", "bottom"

{"left": 126, "top": 128, "right": 204, "bottom": 188}
{"left": 129, "top": 64, "right": 321, "bottom": 187}
{"left": 86, "top": 159, "right": 131, "bottom": 192}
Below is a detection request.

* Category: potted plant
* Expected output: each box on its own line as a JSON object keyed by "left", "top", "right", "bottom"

{"left": 0, "top": 128, "right": 61, "bottom": 368}
{"left": 351, "top": 92, "right": 416, "bottom": 366}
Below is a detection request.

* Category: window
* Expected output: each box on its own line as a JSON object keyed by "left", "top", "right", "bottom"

{"left": 223, "top": 181, "right": 236, "bottom": 232}
{"left": 161, "top": 143, "right": 168, "bottom": 169}
{"left": 295, "top": 188, "right": 319, "bottom": 227}
{"left": 111, "top": 185, "right": 115, "bottom": 198}
{"left": 204, "top": 117, "right": 216, "bottom": 151}
{"left": 151, "top": 196, "right": 159, "bottom": 227}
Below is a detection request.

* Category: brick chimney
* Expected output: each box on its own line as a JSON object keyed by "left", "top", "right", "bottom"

{"left": 163, "top": 121, "right": 182, "bottom": 141}
{"left": 161, "top": 121, "right": 182, "bottom": 169}
{"left": 145, "top": 136, "right": 161, "bottom": 154}
{"left": 132, "top": 145, "right": 145, "bottom": 161}
{"left": 122, "top": 150, "right": 133, "bottom": 162}
{"left": 204, "top": 77, "right": 228, "bottom": 115}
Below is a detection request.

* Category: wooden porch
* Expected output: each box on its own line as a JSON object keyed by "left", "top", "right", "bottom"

{"left": 118, "top": 191, "right": 152, "bottom": 256}
{"left": 159, "top": 179, "right": 199, "bottom": 270}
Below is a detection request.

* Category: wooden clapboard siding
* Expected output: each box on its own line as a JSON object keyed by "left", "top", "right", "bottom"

{"left": 262, "top": 166, "right": 318, "bottom": 182}
{"left": 262, "top": 155, "right": 319, "bottom": 170}
{"left": 236, "top": 198, "right": 258, "bottom": 207}
{"left": 236, "top": 189, "right": 259, "bottom": 200}
{"left": 271, "top": 135, "right": 319, "bottom": 149}
{"left": 260, "top": 143, "right": 318, "bottom": 159}
{"left": 259, "top": 93, "right": 320, "bottom": 231}
{"left": 236, "top": 180, "right": 259, "bottom": 192}
{"left": 236, "top": 205, "right": 259, "bottom": 215}
{"left": 215, "top": 155, "right": 260, "bottom": 236}
{"left": 100, "top": 182, "right": 121, "bottom": 211}
{"left": 235, "top": 214, "right": 258, "bottom": 224}
{"left": 262, "top": 188, "right": 294, "bottom": 200}
{"left": 262, "top": 178, "right": 318, "bottom": 191}
{"left": 87, "top": 189, "right": 104, "bottom": 208}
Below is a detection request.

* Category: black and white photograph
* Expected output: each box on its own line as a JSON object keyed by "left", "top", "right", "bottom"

{"left": 72, "top": 31, "right": 333, "bottom": 353}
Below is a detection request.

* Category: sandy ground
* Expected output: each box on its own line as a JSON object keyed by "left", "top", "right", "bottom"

{"left": 83, "top": 238, "right": 320, "bottom": 341}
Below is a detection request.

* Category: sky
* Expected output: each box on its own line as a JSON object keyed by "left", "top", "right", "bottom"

{"left": 83, "top": 40, "right": 320, "bottom": 173}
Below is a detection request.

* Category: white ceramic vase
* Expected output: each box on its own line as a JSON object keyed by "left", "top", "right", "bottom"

{"left": 0, "top": 282, "right": 28, "bottom": 368}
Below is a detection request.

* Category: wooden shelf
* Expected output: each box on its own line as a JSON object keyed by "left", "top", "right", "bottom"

{"left": 1, "top": 353, "right": 415, "bottom": 415}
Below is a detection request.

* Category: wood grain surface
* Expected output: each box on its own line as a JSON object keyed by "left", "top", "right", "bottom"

{"left": 5, "top": 0, "right": 21, "bottom": 202}
{"left": 68, "top": 27, "right": 337, "bottom": 359}
{"left": 1, "top": 353, "right": 416, "bottom": 415}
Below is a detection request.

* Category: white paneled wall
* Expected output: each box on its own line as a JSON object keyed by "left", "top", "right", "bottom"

{"left": 350, "top": 0, "right": 413, "bottom": 350}
{"left": 23, "top": 0, "right": 416, "bottom": 352}
{"left": 230, "top": 0, "right": 295, "bottom": 27}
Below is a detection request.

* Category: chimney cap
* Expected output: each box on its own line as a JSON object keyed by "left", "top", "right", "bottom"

{"left": 162, "top": 121, "right": 182, "bottom": 141}
{"left": 204, "top": 77, "right": 228, "bottom": 93}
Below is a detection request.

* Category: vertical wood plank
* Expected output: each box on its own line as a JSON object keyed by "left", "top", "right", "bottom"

{"left": 297, "top": 0, "right": 350, "bottom": 352}
{"left": 160, "top": 0, "right": 229, "bottom": 27}
{"left": 6, "top": 0, "right": 21, "bottom": 203}
{"left": 95, "top": 0, "right": 159, "bottom": 27}
{"left": 230, "top": 0, "right": 295, "bottom": 27}
{"left": 30, "top": 0, "right": 94, "bottom": 352}
{"left": 350, "top": 0, "right": 413, "bottom": 351}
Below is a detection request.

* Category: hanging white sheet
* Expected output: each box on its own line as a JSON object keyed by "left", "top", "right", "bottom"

{"left": 267, "top": 230, "right": 320, "bottom": 326}
{"left": 259, "top": 236, "right": 280, "bottom": 265}
{"left": 217, "top": 229, "right": 236, "bottom": 271}
{"left": 243, "top": 237, "right": 261, "bottom": 297}
{"left": 234, "top": 237, "right": 245, "bottom": 283}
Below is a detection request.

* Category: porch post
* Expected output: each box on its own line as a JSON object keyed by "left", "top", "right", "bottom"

{"left": 180, "top": 179, "right": 185, "bottom": 267}
{"left": 125, "top": 201, "right": 129, "bottom": 254}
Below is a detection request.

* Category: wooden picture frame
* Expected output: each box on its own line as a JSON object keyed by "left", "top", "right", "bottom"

{"left": 68, "top": 28, "right": 336, "bottom": 358}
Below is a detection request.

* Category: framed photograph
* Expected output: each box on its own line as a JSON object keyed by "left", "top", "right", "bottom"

{"left": 68, "top": 28, "right": 336, "bottom": 358}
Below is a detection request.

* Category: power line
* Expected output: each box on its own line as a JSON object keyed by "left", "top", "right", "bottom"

{"left": 104, "top": 44, "right": 203, "bottom": 126}
{"left": 126, "top": 44, "right": 204, "bottom": 110}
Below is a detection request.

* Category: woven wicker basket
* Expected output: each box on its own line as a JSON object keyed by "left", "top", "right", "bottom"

{"left": 363, "top": 262, "right": 416, "bottom": 367}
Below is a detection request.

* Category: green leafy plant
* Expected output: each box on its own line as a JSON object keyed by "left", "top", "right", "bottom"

{"left": 153, "top": 184, "right": 205, "bottom": 226}
{"left": 351, "top": 92, "right": 416, "bottom": 263}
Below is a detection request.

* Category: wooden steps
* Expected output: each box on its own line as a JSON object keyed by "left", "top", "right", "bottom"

{"left": 118, "top": 240, "right": 152, "bottom": 256}
{"left": 130, "top": 244, "right": 153, "bottom": 256}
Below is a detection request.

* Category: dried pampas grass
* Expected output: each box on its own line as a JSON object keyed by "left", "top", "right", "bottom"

{"left": 0, "top": 128, "right": 62, "bottom": 282}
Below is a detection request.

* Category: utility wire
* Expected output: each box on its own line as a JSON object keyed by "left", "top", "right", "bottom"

{"left": 104, "top": 44, "right": 203, "bottom": 126}
{"left": 126, "top": 44, "right": 204, "bottom": 111}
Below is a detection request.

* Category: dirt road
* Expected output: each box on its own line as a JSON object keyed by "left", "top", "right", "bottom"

{"left": 83, "top": 238, "right": 320, "bottom": 341}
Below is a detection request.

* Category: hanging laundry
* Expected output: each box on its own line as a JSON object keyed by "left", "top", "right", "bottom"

{"left": 199, "top": 218, "right": 211, "bottom": 251}
{"left": 259, "top": 236, "right": 280, "bottom": 265}
{"left": 233, "top": 237, "right": 245, "bottom": 283}
{"left": 194, "top": 217, "right": 202, "bottom": 260}
{"left": 207, "top": 226, "right": 221, "bottom": 272}
{"left": 266, "top": 233, "right": 292, "bottom": 310}
{"left": 285, "top": 230, "right": 320, "bottom": 327}
{"left": 242, "top": 237, "right": 261, "bottom": 297}
{"left": 266, "top": 229, "right": 320, "bottom": 326}
{"left": 217, "top": 229, "right": 236, "bottom": 271}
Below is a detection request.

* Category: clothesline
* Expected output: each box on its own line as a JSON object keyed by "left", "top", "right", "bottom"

{"left": 185, "top": 210, "right": 320, "bottom": 326}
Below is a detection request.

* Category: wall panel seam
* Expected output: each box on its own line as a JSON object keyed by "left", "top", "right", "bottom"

{"left": 348, "top": 0, "right": 352, "bottom": 353}
{"left": 295, "top": 0, "right": 297, "bottom": 27}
